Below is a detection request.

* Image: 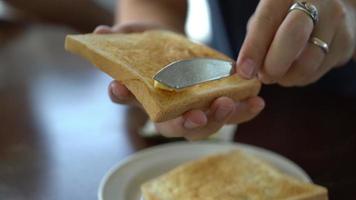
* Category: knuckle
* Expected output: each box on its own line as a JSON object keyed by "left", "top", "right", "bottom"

{"left": 281, "top": 73, "right": 310, "bottom": 87}
{"left": 333, "top": 0, "right": 347, "bottom": 21}
{"left": 255, "top": 12, "right": 275, "bottom": 27}
{"left": 263, "top": 61, "right": 289, "bottom": 80}
{"left": 258, "top": 71, "right": 273, "bottom": 82}
{"left": 264, "top": 69, "right": 284, "bottom": 80}
{"left": 294, "top": 61, "right": 319, "bottom": 78}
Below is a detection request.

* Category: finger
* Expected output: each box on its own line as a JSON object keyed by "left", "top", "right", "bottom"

{"left": 263, "top": 10, "right": 314, "bottom": 82}
{"left": 184, "top": 97, "right": 235, "bottom": 140}
{"left": 302, "top": 21, "right": 355, "bottom": 85}
{"left": 226, "top": 96, "right": 265, "bottom": 124}
{"left": 155, "top": 110, "right": 208, "bottom": 138}
{"left": 210, "top": 96, "right": 236, "bottom": 122}
{"left": 258, "top": 71, "right": 276, "bottom": 85}
{"left": 237, "top": 0, "right": 293, "bottom": 79}
{"left": 333, "top": 18, "right": 355, "bottom": 67}
{"left": 183, "top": 110, "right": 209, "bottom": 129}
{"left": 155, "top": 97, "right": 235, "bottom": 140}
{"left": 298, "top": 43, "right": 336, "bottom": 85}
{"left": 109, "top": 81, "right": 141, "bottom": 107}
{"left": 278, "top": 1, "right": 345, "bottom": 86}
{"left": 93, "top": 25, "right": 113, "bottom": 34}
{"left": 154, "top": 116, "right": 186, "bottom": 138}
{"left": 111, "top": 22, "right": 163, "bottom": 33}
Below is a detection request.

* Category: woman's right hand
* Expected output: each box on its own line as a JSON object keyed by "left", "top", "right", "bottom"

{"left": 94, "top": 23, "right": 265, "bottom": 140}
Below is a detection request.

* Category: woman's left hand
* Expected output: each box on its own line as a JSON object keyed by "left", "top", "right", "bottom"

{"left": 237, "top": 0, "right": 356, "bottom": 86}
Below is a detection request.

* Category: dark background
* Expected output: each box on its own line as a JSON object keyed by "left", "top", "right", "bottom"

{"left": 0, "top": 0, "right": 355, "bottom": 199}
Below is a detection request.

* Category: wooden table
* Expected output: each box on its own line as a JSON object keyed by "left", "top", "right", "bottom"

{"left": 1, "top": 25, "right": 355, "bottom": 200}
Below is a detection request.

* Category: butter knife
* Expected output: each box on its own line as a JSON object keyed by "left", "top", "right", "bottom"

{"left": 153, "top": 58, "right": 235, "bottom": 91}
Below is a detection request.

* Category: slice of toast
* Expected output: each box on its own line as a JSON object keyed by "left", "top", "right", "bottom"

{"left": 65, "top": 30, "right": 261, "bottom": 122}
{"left": 141, "top": 150, "right": 328, "bottom": 200}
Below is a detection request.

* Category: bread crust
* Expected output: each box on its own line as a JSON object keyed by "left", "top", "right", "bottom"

{"left": 65, "top": 30, "right": 261, "bottom": 122}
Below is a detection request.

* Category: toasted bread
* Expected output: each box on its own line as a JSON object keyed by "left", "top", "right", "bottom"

{"left": 141, "top": 150, "right": 328, "bottom": 200}
{"left": 65, "top": 30, "right": 261, "bottom": 122}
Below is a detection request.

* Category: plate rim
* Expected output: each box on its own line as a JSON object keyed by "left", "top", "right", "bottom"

{"left": 98, "top": 141, "right": 311, "bottom": 200}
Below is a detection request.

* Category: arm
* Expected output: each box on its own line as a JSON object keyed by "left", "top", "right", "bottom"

{"left": 117, "top": 0, "right": 188, "bottom": 33}
{"left": 237, "top": 0, "right": 356, "bottom": 86}
{"left": 95, "top": 0, "right": 264, "bottom": 140}
{"left": 4, "top": 0, "right": 112, "bottom": 32}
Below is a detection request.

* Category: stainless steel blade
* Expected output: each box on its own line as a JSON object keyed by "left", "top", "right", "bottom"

{"left": 153, "top": 58, "right": 234, "bottom": 90}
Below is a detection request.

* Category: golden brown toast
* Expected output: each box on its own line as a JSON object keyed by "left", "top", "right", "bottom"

{"left": 141, "top": 150, "right": 328, "bottom": 200}
{"left": 65, "top": 30, "right": 261, "bottom": 122}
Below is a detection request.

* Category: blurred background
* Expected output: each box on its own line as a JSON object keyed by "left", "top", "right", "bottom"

{"left": 2, "top": 1, "right": 356, "bottom": 199}
{"left": 0, "top": 0, "right": 212, "bottom": 199}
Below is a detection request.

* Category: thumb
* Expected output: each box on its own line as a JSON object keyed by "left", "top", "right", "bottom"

{"left": 111, "top": 22, "right": 164, "bottom": 33}
{"left": 93, "top": 25, "right": 113, "bottom": 34}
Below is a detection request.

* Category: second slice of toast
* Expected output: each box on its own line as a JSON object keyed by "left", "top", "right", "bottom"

{"left": 141, "top": 150, "right": 328, "bottom": 200}
{"left": 65, "top": 30, "right": 261, "bottom": 122}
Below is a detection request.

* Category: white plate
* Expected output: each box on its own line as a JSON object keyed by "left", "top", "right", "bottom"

{"left": 98, "top": 142, "right": 311, "bottom": 200}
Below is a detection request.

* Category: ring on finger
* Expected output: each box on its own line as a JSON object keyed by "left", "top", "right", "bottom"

{"left": 289, "top": 1, "right": 319, "bottom": 25}
{"left": 309, "top": 37, "right": 329, "bottom": 54}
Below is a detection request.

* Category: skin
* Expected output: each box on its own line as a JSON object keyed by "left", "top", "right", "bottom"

{"left": 95, "top": 0, "right": 356, "bottom": 140}
{"left": 95, "top": 23, "right": 265, "bottom": 141}
{"left": 237, "top": 0, "right": 356, "bottom": 86}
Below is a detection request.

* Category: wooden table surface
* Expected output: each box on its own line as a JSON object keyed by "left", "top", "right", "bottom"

{"left": 1, "top": 25, "right": 355, "bottom": 200}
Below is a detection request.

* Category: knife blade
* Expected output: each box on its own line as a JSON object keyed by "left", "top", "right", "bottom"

{"left": 153, "top": 58, "right": 235, "bottom": 91}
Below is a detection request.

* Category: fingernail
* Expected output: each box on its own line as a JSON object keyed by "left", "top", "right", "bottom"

{"left": 184, "top": 120, "right": 201, "bottom": 129}
{"left": 215, "top": 106, "right": 233, "bottom": 122}
{"left": 111, "top": 85, "right": 119, "bottom": 96}
{"left": 94, "top": 25, "right": 111, "bottom": 34}
{"left": 250, "top": 100, "right": 265, "bottom": 113}
{"left": 111, "top": 84, "right": 124, "bottom": 99}
{"left": 238, "top": 58, "right": 257, "bottom": 79}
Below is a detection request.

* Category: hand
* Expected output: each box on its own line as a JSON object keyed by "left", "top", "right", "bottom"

{"left": 94, "top": 23, "right": 265, "bottom": 140}
{"left": 237, "top": 0, "right": 356, "bottom": 86}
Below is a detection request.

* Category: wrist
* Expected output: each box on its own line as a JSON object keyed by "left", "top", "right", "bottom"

{"left": 113, "top": 21, "right": 185, "bottom": 34}
{"left": 117, "top": 0, "right": 187, "bottom": 34}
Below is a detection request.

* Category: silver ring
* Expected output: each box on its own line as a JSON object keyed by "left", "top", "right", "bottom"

{"left": 289, "top": 2, "right": 319, "bottom": 25}
{"left": 310, "top": 37, "right": 329, "bottom": 54}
